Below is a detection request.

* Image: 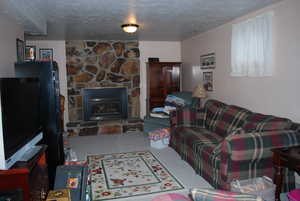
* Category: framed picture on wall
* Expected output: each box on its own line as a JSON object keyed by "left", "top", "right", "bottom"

{"left": 16, "top": 38, "right": 24, "bottom": 62}
{"left": 200, "top": 53, "right": 215, "bottom": 69}
{"left": 203, "top": 71, "right": 213, "bottom": 91}
{"left": 39, "top": 48, "right": 53, "bottom": 61}
{"left": 25, "top": 46, "right": 36, "bottom": 61}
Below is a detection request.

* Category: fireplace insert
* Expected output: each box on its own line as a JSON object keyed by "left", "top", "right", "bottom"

{"left": 83, "top": 87, "right": 128, "bottom": 121}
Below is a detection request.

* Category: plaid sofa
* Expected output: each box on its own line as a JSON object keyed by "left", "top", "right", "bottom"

{"left": 170, "top": 99, "right": 300, "bottom": 190}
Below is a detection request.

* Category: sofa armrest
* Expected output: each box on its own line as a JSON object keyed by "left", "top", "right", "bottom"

{"left": 170, "top": 107, "right": 205, "bottom": 129}
{"left": 218, "top": 130, "right": 300, "bottom": 188}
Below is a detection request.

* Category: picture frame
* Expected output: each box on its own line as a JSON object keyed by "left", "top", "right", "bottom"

{"left": 16, "top": 38, "right": 24, "bottom": 62}
{"left": 203, "top": 71, "right": 213, "bottom": 91}
{"left": 39, "top": 48, "right": 53, "bottom": 61}
{"left": 25, "top": 46, "right": 36, "bottom": 61}
{"left": 200, "top": 53, "right": 215, "bottom": 69}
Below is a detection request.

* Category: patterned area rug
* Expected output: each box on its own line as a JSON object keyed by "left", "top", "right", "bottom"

{"left": 88, "top": 151, "right": 184, "bottom": 200}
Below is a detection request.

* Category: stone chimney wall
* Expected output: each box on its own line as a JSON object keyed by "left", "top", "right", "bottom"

{"left": 66, "top": 40, "right": 140, "bottom": 122}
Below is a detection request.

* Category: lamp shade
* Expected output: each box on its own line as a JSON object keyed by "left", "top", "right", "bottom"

{"left": 192, "top": 84, "right": 207, "bottom": 98}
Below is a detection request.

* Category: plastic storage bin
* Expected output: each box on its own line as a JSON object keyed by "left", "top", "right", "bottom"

{"left": 231, "top": 176, "right": 276, "bottom": 201}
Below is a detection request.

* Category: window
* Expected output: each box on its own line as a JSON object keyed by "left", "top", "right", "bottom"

{"left": 231, "top": 11, "right": 274, "bottom": 77}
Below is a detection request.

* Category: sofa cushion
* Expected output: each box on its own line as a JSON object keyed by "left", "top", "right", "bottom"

{"left": 184, "top": 127, "right": 224, "bottom": 147}
{"left": 243, "top": 113, "right": 292, "bottom": 132}
{"left": 204, "top": 99, "right": 227, "bottom": 132}
{"left": 214, "top": 105, "right": 251, "bottom": 137}
{"left": 171, "top": 127, "right": 222, "bottom": 188}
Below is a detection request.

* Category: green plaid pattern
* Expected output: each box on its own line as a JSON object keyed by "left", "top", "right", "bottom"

{"left": 170, "top": 127, "right": 223, "bottom": 188}
{"left": 243, "top": 113, "right": 292, "bottom": 132}
{"left": 214, "top": 105, "right": 251, "bottom": 137}
{"left": 170, "top": 99, "right": 300, "bottom": 191}
{"left": 220, "top": 130, "right": 300, "bottom": 190}
{"left": 170, "top": 107, "right": 205, "bottom": 128}
{"left": 204, "top": 100, "right": 226, "bottom": 132}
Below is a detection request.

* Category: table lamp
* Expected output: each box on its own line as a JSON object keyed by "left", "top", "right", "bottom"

{"left": 192, "top": 84, "right": 207, "bottom": 108}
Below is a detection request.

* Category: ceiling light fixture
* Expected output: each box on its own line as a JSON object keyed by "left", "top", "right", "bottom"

{"left": 121, "top": 24, "right": 139, "bottom": 33}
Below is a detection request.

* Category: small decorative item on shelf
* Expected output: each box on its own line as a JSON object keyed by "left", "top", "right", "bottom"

{"left": 25, "top": 45, "right": 36, "bottom": 61}
{"left": 148, "top": 57, "right": 159, "bottom": 62}
{"left": 16, "top": 38, "right": 24, "bottom": 62}
{"left": 39, "top": 48, "right": 53, "bottom": 61}
{"left": 200, "top": 53, "right": 215, "bottom": 69}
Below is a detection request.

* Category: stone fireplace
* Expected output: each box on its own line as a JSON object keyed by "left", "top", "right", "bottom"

{"left": 83, "top": 87, "right": 128, "bottom": 121}
{"left": 66, "top": 40, "right": 142, "bottom": 136}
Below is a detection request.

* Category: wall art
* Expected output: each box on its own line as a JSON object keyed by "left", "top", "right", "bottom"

{"left": 39, "top": 48, "right": 53, "bottom": 61}
{"left": 203, "top": 71, "right": 213, "bottom": 91}
{"left": 25, "top": 46, "right": 36, "bottom": 61}
{"left": 200, "top": 53, "right": 215, "bottom": 69}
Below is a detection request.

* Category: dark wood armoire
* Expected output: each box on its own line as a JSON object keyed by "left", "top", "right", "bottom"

{"left": 147, "top": 62, "right": 182, "bottom": 112}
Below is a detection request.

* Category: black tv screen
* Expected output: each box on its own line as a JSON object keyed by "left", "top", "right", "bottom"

{"left": 0, "top": 78, "right": 41, "bottom": 159}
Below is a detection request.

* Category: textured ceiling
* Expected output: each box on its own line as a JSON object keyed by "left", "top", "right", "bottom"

{"left": 0, "top": 0, "right": 281, "bottom": 41}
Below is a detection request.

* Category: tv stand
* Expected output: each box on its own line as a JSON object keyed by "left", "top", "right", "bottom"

{"left": 0, "top": 145, "right": 48, "bottom": 201}
{"left": 19, "top": 145, "right": 42, "bottom": 162}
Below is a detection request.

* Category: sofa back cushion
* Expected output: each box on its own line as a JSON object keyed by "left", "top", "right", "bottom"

{"left": 214, "top": 105, "right": 251, "bottom": 137}
{"left": 204, "top": 99, "right": 226, "bottom": 132}
{"left": 243, "top": 113, "right": 292, "bottom": 132}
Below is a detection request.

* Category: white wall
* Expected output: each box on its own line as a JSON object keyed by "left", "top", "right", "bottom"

{"left": 26, "top": 40, "right": 69, "bottom": 126}
{"left": 0, "top": 15, "right": 24, "bottom": 77}
{"left": 139, "top": 41, "right": 181, "bottom": 117}
{"left": 181, "top": 0, "right": 300, "bottom": 122}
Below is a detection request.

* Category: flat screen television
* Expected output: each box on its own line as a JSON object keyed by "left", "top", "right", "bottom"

{"left": 0, "top": 78, "right": 43, "bottom": 170}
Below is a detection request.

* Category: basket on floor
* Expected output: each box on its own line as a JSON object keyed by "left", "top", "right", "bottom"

{"left": 149, "top": 128, "right": 171, "bottom": 149}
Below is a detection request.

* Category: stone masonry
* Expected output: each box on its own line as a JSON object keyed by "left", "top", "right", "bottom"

{"left": 66, "top": 40, "right": 140, "bottom": 121}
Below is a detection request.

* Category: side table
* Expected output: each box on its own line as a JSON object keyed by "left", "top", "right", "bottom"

{"left": 0, "top": 145, "right": 48, "bottom": 201}
{"left": 272, "top": 146, "right": 300, "bottom": 201}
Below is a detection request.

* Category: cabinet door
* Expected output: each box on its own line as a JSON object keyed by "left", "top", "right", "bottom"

{"left": 148, "top": 62, "right": 181, "bottom": 110}
{"left": 163, "top": 65, "right": 180, "bottom": 95}
{"left": 149, "top": 64, "right": 164, "bottom": 109}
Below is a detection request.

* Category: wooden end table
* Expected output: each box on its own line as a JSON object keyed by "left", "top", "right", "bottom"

{"left": 0, "top": 145, "right": 48, "bottom": 201}
{"left": 272, "top": 146, "right": 300, "bottom": 201}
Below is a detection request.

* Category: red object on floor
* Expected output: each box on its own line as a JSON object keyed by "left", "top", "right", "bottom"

{"left": 288, "top": 189, "right": 300, "bottom": 201}
{"left": 152, "top": 193, "right": 192, "bottom": 201}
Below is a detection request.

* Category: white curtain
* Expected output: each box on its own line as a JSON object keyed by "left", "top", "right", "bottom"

{"left": 231, "top": 11, "right": 274, "bottom": 77}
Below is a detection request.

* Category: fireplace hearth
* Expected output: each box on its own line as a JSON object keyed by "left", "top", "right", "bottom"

{"left": 83, "top": 87, "right": 128, "bottom": 121}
